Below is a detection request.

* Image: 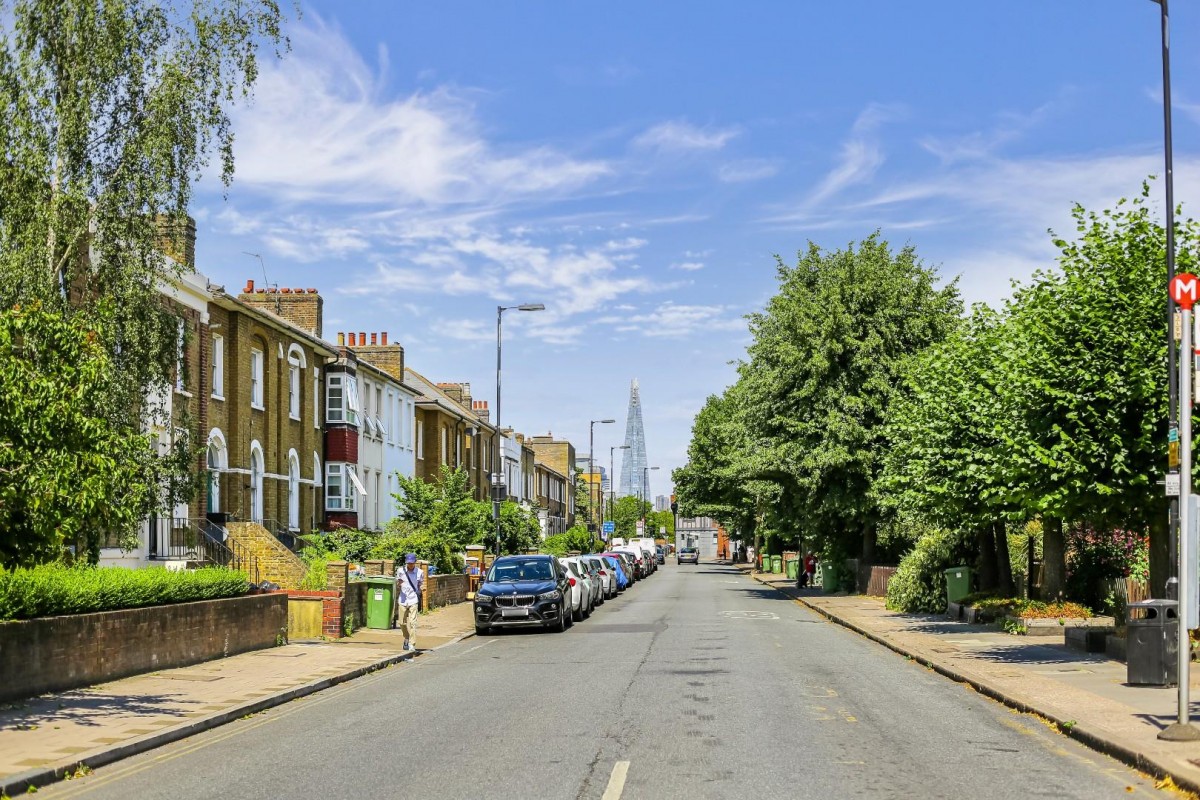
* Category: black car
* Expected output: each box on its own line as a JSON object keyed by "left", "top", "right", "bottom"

{"left": 655, "top": 546, "right": 665, "bottom": 564}
{"left": 473, "top": 555, "right": 571, "bottom": 635}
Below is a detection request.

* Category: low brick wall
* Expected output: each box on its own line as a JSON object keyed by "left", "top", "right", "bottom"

{"left": 425, "top": 573, "right": 469, "bottom": 610}
{"left": 286, "top": 590, "right": 344, "bottom": 639}
{"left": 0, "top": 594, "right": 287, "bottom": 702}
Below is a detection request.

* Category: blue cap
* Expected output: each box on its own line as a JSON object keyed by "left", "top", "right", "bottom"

{"left": 405, "top": 553, "right": 418, "bottom": 564}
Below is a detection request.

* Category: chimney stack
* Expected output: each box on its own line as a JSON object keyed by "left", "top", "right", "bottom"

{"left": 370, "top": 332, "right": 377, "bottom": 345}
{"left": 238, "top": 282, "right": 324, "bottom": 337}
{"left": 337, "top": 332, "right": 345, "bottom": 346}
{"left": 381, "top": 332, "right": 388, "bottom": 345}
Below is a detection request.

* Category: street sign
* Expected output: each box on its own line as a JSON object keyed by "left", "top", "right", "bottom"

{"left": 636, "top": 520, "right": 645, "bottom": 533}
{"left": 1171, "top": 273, "right": 1200, "bottom": 310}
{"left": 602, "top": 521, "right": 615, "bottom": 534}
{"left": 1167, "top": 473, "right": 1182, "bottom": 496}
{"left": 659, "top": 526, "right": 666, "bottom": 535}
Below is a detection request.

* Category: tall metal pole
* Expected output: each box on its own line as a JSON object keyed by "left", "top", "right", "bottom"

{"left": 589, "top": 423, "right": 595, "bottom": 536}
{"left": 1158, "top": 0, "right": 1178, "bottom": 424}
{"left": 494, "top": 306, "right": 503, "bottom": 559}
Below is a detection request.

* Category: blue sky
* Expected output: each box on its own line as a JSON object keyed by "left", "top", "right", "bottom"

{"left": 193, "top": 1, "right": 1200, "bottom": 502}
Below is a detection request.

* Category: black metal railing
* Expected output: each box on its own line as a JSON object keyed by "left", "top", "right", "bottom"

{"left": 261, "top": 517, "right": 304, "bottom": 553}
{"left": 147, "top": 516, "right": 260, "bottom": 584}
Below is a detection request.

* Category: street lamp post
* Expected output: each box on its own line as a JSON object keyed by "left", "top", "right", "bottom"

{"left": 1150, "top": 0, "right": 1198, "bottom": 744}
{"left": 589, "top": 419, "right": 615, "bottom": 539}
{"left": 610, "top": 444, "right": 628, "bottom": 534}
{"left": 494, "top": 303, "right": 544, "bottom": 558}
{"left": 641, "top": 465, "right": 660, "bottom": 533}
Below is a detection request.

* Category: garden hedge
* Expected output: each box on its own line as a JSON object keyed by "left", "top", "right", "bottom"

{"left": 0, "top": 564, "right": 249, "bottom": 621}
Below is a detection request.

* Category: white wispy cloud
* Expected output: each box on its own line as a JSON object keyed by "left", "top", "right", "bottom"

{"left": 670, "top": 261, "right": 704, "bottom": 271}
{"left": 633, "top": 120, "right": 740, "bottom": 153}
{"left": 803, "top": 102, "right": 904, "bottom": 209}
{"left": 598, "top": 302, "right": 745, "bottom": 338}
{"left": 717, "top": 159, "right": 779, "bottom": 183}
{"left": 227, "top": 14, "right": 609, "bottom": 207}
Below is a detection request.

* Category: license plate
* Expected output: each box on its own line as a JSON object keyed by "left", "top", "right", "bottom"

{"left": 501, "top": 607, "right": 529, "bottom": 618}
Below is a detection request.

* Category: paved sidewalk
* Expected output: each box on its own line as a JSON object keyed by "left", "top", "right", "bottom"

{"left": 739, "top": 565, "right": 1200, "bottom": 794}
{"left": 0, "top": 600, "right": 476, "bottom": 796}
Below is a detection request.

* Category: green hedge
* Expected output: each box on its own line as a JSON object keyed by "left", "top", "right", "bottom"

{"left": 885, "top": 527, "right": 974, "bottom": 613}
{"left": 0, "top": 564, "right": 250, "bottom": 621}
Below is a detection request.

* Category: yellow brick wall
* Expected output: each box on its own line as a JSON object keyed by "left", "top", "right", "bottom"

{"left": 227, "top": 522, "right": 308, "bottom": 589}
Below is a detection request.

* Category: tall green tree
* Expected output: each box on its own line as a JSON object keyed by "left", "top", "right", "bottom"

{"left": 740, "top": 235, "right": 961, "bottom": 572}
{"left": 995, "top": 190, "right": 1196, "bottom": 597}
{"left": 0, "top": 0, "right": 290, "bottom": 563}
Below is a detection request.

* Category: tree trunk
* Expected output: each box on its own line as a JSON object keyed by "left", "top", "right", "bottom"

{"left": 859, "top": 522, "right": 876, "bottom": 593}
{"left": 1042, "top": 516, "right": 1066, "bottom": 601}
{"left": 976, "top": 527, "right": 998, "bottom": 592}
{"left": 1026, "top": 523, "right": 1038, "bottom": 600}
{"left": 993, "top": 521, "right": 1014, "bottom": 597}
{"left": 1149, "top": 500, "right": 1171, "bottom": 599}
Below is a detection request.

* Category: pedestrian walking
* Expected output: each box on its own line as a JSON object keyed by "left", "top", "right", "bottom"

{"left": 804, "top": 552, "right": 817, "bottom": 588}
{"left": 394, "top": 553, "right": 425, "bottom": 652}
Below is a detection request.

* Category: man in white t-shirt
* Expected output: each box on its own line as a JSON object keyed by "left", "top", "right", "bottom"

{"left": 394, "top": 553, "right": 425, "bottom": 651}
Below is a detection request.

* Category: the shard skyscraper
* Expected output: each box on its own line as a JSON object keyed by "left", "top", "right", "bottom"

{"left": 618, "top": 379, "right": 648, "bottom": 499}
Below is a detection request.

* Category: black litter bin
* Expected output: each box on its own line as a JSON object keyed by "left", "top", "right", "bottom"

{"left": 1126, "top": 599, "right": 1178, "bottom": 686}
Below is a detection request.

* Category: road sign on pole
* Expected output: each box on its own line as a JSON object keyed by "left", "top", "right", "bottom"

{"left": 602, "top": 521, "right": 615, "bottom": 534}
{"left": 1170, "top": 273, "right": 1199, "bottom": 310}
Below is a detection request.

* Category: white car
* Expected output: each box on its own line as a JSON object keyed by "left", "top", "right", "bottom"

{"left": 572, "top": 555, "right": 604, "bottom": 608}
{"left": 583, "top": 554, "right": 618, "bottom": 600}
{"left": 615, "top": 546, "right": 648, "bottom": 579}
{"left": 559, "top": 557, "right": 594, "bottom": 622}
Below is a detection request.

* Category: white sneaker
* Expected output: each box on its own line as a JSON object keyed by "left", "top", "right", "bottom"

{"left": 403, "top": 640, "right": 412, "bottom": 651}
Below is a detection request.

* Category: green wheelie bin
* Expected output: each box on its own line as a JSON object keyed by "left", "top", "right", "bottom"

{"left": 944, "top": 566, "right": 973, "bottom": 606}
{"left": 771, "top": 555, "right": 782, "bottom": 574}
{"left": 364, "top": 576, "right": 397, "bottom": 630}
{"left": 785, "top": 557, "right": 799, "bottom": 580}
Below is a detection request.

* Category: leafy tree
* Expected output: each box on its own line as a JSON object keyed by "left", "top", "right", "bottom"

{"left": 672, "top": 385, "right": 759, "bottom": 537}
{"left": 0, "top": 0, "right": 289, "bottom": 563}
{"left": 481, "top": 501, "right": 542, "bottom": 556}
{"left": 0, "top": 303, "right": 168, "bottom": 566}
{"left": 739, "top": 235, "right": 961, "bottom": 572}
{"left": 543, "top": 525, "right": 596, "bottom": 556}
{"left": 609, "top": 495, "right": 650, "bottom": 541}
{"left": 996, "top": 189, "right": 1195, "bottom": 597}
{"left": 391, "top": 466, "right": 489, "bottom": 553}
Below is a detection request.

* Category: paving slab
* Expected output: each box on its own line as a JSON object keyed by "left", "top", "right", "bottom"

{"left": 0, "top": 599, "right": 476, "bottom": 796}
{"left": 740, "top": 566, "right": 1200, "bottom": 794}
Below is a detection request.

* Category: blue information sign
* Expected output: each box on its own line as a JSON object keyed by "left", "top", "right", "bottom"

{"left": 602, "top": 521, "right": 615, "bottom": 534}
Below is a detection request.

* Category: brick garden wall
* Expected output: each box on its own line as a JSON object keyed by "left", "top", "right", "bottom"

{"left": 0, "top": 594, "right": 286, "bottom": 703}
{"left": 286, "top": 590, "right": 344, "bottom": 638}
{"left": 426, "top": 574, "right": 469, "bottom": 610}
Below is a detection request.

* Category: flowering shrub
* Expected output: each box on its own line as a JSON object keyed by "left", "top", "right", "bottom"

{"left": 1066, "top": 525, "right": 1147, "bottom": 610}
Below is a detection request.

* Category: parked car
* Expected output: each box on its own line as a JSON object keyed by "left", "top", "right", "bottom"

{"left": 473, "top": 554, "right": 571, "bottom": 634}
{"left": 556, "top": 557, "right": 585, "bottom": 624}
{"left": 608, "top": 551, "right": 637, "bottom": 584}
{"left": 615, "top": 546, "right": 647, "bottom": 579}
{"left": 561, "top": 556, "right": 595, "bottom": 621}
{"left": 678, "top": 547, "right": 699, "bottom": 565}
{"left": 573, "top": 555, "right": 604, "bottom": 607}
{"left": 584, "top": 554, "right": 618, "bottom": 600}
{"left": 600, "top": 554, "right": 629, "bottom": 592}
{"left": 655, "top": 546, "right": 665, "bottom": 564}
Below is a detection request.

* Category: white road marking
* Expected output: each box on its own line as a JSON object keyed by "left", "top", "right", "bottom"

{"left": 720, "top": 610, "right": 779, "bottom": 620}
{"left": 455, "top": 639, "right": 497, "bottom": 657}
{"left": 602, "top": 761, "right": 630, "bottom": 800}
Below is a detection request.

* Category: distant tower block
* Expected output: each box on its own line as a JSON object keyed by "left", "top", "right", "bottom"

{"left": 619, "top": 378, "right": 649, "bottom": 499}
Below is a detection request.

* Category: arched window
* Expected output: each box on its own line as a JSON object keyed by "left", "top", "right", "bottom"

{"left": 288, "top": 449, "right": 300, "bottom": 531}
{"left": 287, "top": 345, "right": 306, "bottom": 420}
{"left": 206, "top": 429, "right": 227, "bottom": 514}
{"left": 249, "top": 440, "right": 264, "bottom": 523}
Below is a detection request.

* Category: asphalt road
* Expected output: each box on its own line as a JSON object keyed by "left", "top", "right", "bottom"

{"left": 40, "top": 562, "right": 1167, "bottom": 800}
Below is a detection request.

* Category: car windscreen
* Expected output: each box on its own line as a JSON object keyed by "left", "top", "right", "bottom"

{"left": 682, "top": 548, "right": 698, "bottom": 554}
{"left": 487, "top": 559, "right": 553, "bottom": 582}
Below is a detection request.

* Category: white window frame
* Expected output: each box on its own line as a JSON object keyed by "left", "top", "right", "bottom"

{"left": 288, "top": 363, "right": 300, "bottom": 420}
{"left": 440, "top": 426, "right": 448, "bottom": 465}
{"left": 345, "top": 376, "right": 360, "bottom": 425}
{"left": 325, "top": 463, "right": 365, "bottom": 511}
{"left": 364, "top": 414, "right": 378, "bottom": 436}
{"left": 416, "top": 418, "right": 424, "bottom": 460}
{"left": 250, "top": 348, "right": 264, "bottom": 410}
{"left": 288, "top": 450, "right": 300, "bottom": 531}
{"left": 375, "top": 414, "right": 387, "bottom": 439}
{"left": 313, "top": 369, "right": 320, "bottom": 429}
{"left": 249, "top": 440, "right": 264, "bottom": 522}
{"left": 211, "top": 334, "right": 225, "bottom": 401}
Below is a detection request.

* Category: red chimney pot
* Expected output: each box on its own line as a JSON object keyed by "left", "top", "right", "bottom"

{"left": 370, "top": 333, "right": 377, "bottom": 345}
{"left": 381, "top": 332, "right": 388, "bottom": 345}
{"left": 244, "top": 279, "right": 255, "bottom": 293}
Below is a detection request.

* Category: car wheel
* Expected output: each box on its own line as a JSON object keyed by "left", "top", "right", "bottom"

{"left": 552, "top": 606, "right": 567, "bottom": 632}
{"left": 564, "top": 606, "right": 574, "bottom": 628}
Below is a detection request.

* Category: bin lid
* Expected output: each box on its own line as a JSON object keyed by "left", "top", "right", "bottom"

{"left": 944, "top": 566, "right": 969, "bottom": 574}
{"left": 361, "top": 575, "right": 396, "bottom": 585}
{"left": 1127, "top": 599, "right": 1178, "bottom": 609}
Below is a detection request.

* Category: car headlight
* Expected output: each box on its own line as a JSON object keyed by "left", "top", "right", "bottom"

{"left": 474, "top": 594, "right": 493, "bottom": 605}
{"left": 537, "top": 590, "right": 562, "bottom": 602}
